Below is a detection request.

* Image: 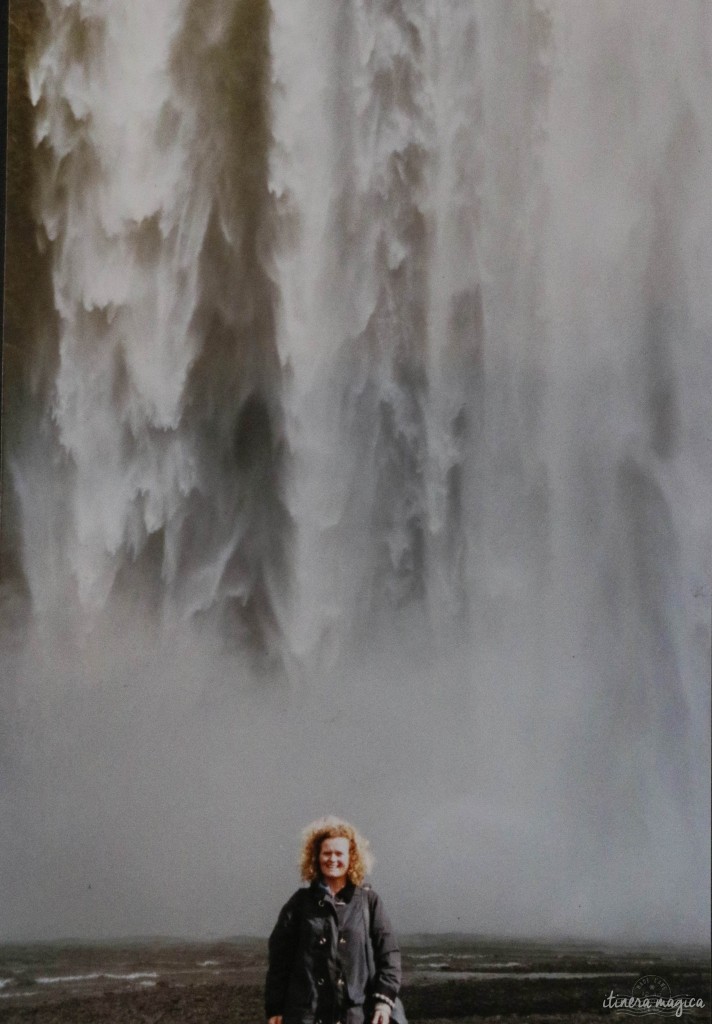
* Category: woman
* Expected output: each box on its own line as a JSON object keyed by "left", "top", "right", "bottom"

{"left": 265, "top": 817, "right": 402, "bottom": 1024}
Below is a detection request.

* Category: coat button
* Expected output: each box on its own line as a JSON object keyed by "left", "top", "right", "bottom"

{"left": 318, "top": 899, "right": 325, "bottom": 907}
{"left": 339, "top": 937, "right": 346, "bottom": 945}
{"left": 317, "top": 978, "right": 325, "bottom": 986}
{"left": 319, "top": 937, "right": 326, "bottom": 944}
{"left": 337, "top": 978, "right": 344, "bottom": 987}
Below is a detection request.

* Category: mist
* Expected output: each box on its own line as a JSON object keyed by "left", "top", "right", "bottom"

{"left": 1, "top": 0, "right": 710, "bottom": 945}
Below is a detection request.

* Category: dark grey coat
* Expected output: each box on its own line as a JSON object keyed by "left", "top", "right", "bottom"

{"left": 265, "top": 881, "right": 401, "bottom": 1024}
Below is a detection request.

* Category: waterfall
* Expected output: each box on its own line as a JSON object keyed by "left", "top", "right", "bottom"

{"left": 270, "top": 1, "right": 485, "bottom": 657}
{"left": 1, "top": 0, "right": 710, "bottom": 941}
{"left": 26, "top": 0, "right": 287, "bottom": 648}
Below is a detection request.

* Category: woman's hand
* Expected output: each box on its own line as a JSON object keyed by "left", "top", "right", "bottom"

{"left": 371, "top": 1003, "right": 392, "bottom": 1024}
{"left": 268, "top": 1017, "right": 283, "bottom": 1024}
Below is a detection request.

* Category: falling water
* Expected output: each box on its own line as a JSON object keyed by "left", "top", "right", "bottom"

{"left": 1, "top": 0, "right": 710, "bottom": 942}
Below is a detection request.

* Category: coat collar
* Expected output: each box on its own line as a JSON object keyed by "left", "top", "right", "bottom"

{"left": 311, "top": 877, "right": 357, "bottom": 905}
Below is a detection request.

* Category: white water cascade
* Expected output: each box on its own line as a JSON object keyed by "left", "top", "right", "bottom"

{"left": 1, "top": 0, "right": 710, "bottom": 942}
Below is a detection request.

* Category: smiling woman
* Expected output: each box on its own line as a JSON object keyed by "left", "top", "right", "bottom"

{"left": 265, "top": 818, "right": 403, "bottom": 1024}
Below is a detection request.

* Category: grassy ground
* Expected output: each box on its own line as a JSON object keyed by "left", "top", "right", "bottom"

{"left": 0, "top": 938, "right": 709, "bottom": 1023}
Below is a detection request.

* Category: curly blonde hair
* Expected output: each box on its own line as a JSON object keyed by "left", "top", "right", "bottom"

{"left": 299, "top": 816, "right": 374, "bottom": 886}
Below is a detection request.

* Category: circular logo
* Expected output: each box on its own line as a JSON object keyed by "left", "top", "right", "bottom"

{"left": 632, "top": 976, "right": 671, "bottom": 1000}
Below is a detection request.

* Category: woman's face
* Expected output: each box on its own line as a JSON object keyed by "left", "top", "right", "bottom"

{"left": 319, "top": 836, "right": 350, "bottom": 885}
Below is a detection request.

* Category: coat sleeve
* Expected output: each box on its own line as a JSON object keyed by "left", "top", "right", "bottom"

{"left": 367, "top": 889, "right": 401, "bottom": 1005}
{"left": 265, "top": 890, "right": 302, "bottom": 1018}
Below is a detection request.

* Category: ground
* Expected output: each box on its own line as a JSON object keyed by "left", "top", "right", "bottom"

{"left": 0, "top": 938, "right": 709, "bottom": 1023}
